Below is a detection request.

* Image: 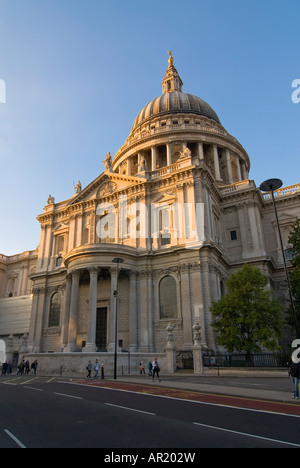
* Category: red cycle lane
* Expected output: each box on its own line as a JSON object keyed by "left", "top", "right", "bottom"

{"left": 70, "top": 379, "right": 300, "bottom": 417}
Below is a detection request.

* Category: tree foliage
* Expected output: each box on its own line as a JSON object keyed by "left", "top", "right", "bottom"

{"left": 288, "top": 219, "right": 300, "bottom": 334}
{"left": 211, "top": 264, "right": 284, "bottom": 355}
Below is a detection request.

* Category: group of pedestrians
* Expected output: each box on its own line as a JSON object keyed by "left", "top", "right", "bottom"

{"left": 1, "top": 362, "right": 12, "bottom": 375}
{"left": 16, "top": 359, "right": 38, "bottom": 376}
{"left": 1, "top": 359, "right": 38, "bottom": 376}
{"left": 86, "top": 359, "right": 104, "bottom": 380}
{"left": 140, "top": 358, "right": 161, "bottom": 382}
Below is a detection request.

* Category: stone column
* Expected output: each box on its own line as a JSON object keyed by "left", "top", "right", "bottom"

{"left": 180, "top": 264, "right": 193, "bottom": 347}
{"left": 213, "top": 145, "right": 221, "bottom": 181}
{"left": 129, "top": 270, "right": 138, "bottom": 352}
{"left": 237, "top": 203, "right": 250, "bottom": 259}
{"left": 108, "top": 267, "right": 118, "bottom": 351}
{"left": 166, "top": 143, "right": 172, "bottom": 166}
{"left": 61, "top": 274, "right": 72, "bottom": 348}
{"left": 151, "top": 146, "right": 157, "bottom": 171}
{"left": 37, "top": 226, "right": 46, "bottom": 270}
{"left": 248, "top": 203, "right": 262, "bottom": 257}
{"left": 65, "top": 270, "right": 80, "bottom": 352}
{"left": 83, "top": 267, "right": 99, "bottom": 353}
{"left": 138, "top": 270, "right": 150, "bottom": 352}
{"left": 198, "top": 142, "right": 204, "bottom": 161}
{"left": 43, "top": 224, "right": 53, "bottom": 271}
{"left": 225, "top": 148, "right": 233, "bottom": 184}
{"left": 28, "top": 285, "right": 47, "bottom": 353}
{"left": 236, "top": 155, "right": 242, "bottom": 181}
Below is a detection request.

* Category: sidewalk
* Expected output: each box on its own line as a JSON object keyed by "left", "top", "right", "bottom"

{"left": 110, "top": 368, "right": 297, "bottom": 404}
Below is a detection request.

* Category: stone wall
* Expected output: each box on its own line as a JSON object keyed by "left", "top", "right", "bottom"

{"left": 22, "top": 352, "right": 167, "bottom": 377}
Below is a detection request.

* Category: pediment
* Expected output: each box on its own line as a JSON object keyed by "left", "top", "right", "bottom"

{"left": 52, "top": 222, "right": 69, "bottom": 234}
{"left": 276, "top": 212, "right": 298, "bottom": 227}
{"left": 151, "top": 189, "right": 176, "bottom": 205}
{"left": 67, "top": 171, "right": 143, "bottom": 206}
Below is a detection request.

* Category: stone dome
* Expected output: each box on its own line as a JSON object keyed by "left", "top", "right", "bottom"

{"left": 131, "top": 91, "right": 221, "bottom": 132}
{"left": 130, "top": 51, "right": 221, "bottom": 133}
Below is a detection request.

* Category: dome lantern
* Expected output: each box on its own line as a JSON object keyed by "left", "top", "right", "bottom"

{"left": 161, "top": 51, "right": 183, "bottom": 94}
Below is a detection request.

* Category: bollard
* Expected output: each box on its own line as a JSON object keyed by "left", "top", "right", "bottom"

{"left": 101, "top": 363, "right": 104, "bottom": 380}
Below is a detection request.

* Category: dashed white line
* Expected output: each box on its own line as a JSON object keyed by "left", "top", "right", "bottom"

{"left": 24, "top": 386, "right": 43, "bottom": 392}
{"left": 53, "top": 392, "right": 83, "bottom": 400}
{"left": 105, "top": 402, "right": 155, "bottom": 416}
{"left": 4, "top": 429, "right": 26, "bottom": 448}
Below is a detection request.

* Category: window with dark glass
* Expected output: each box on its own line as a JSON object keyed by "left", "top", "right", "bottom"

{"left": 159, "top": 276, "right": 177, "bottom": 319}
{"left": 48, "top": 292, "right": 61, "bottom": 327}
{"left": 230, "top": 230, "right": 237, "bottom": 241}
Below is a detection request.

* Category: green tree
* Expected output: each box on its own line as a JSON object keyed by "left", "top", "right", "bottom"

{"left": 287, "top": 219, "right": 300, "bottom": 335}
{"left": 211, "top": 264, "right": 283, "bottom": 361}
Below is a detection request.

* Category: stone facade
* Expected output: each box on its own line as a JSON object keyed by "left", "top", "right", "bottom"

{"left": 0, "top": 54, "right": 299, "bottom": 370}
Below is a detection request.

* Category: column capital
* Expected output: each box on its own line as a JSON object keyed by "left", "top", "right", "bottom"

{"left": 88, "top": 266, "right": 99, "bottom": 276}
{"left": 69, "top": 269, "right": 81, "bottom": 279}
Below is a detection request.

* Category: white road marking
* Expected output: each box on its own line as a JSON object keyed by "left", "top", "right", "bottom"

{"left": 53, "top": 392, "right": 83, "bottom": 400}
{"left": 193, "top": 422, "right": 300, "bottom": 447}
{"left": 24, "top": 386, "right": 43, "bottom": 392}
{"left": 4, "top": 429, "right": 27, "bottom": 448}
{"left": 105, "top": 402, "right": 155, "bottom": 416}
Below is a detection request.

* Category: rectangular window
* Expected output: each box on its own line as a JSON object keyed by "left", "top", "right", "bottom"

{"left": 230, "top": 230, "right": 237, "bottom": 241}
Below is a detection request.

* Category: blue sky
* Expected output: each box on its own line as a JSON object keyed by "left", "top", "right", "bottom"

{"left": 0, "top": 0, "right": 300, "bottom": 255}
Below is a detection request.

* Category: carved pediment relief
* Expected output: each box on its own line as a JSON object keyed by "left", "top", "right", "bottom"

{"left": 97, "top": 181, "right": 118, "bottom": 199}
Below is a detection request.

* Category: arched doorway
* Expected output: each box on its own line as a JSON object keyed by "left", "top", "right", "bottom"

{"left": 0, "top": 339, "right": 6, "bottom": 363}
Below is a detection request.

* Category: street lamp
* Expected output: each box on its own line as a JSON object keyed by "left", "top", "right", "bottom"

{"left": 112, "top": 257, "right": 124, "bottom": 379}
{"left": 260, "top": 178, "right": 299, "bottom": 338}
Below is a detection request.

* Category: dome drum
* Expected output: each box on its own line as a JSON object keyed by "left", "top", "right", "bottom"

{"left": 112, "top": 55, "right": 250, "bottom": 185}
{"left": 112, "top": 125, "right": 250, "bottom": 185}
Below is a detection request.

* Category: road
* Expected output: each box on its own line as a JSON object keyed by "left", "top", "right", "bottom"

{"left": 0, "top": 375, "right": 299, "bottom": 450}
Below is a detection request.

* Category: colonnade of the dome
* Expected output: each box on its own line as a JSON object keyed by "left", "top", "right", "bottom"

{"left": 113, "top": 138, "right": 249, "bottom": 185}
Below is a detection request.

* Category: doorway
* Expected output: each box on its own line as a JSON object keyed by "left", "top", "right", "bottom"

{"left": 96, "top": 307, "right": 107, "bottom": 351}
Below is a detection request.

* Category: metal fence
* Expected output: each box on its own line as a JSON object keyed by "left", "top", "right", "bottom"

{"left": 203, "top": 353, "right": 289, "bottom": 368}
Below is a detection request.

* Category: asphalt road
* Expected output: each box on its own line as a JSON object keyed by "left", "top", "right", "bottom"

{"left": 0, "top": 376, "right": 299, "bottom": 449}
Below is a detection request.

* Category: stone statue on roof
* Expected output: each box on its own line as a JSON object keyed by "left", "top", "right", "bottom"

{"left": 103, "top": 152, "right": 113, "bottom": 173}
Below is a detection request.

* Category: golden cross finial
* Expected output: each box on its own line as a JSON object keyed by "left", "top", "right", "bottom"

{"left": 168, "top": 50, "right": 174, "bottom": 67}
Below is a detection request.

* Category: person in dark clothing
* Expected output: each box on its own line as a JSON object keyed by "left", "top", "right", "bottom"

{"left": 289, "top": 357, "right": 300, "bottom": 399}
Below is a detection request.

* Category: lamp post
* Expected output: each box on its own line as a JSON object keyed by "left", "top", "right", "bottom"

{"left": 112, "top": 257, "right": 124, "bottom": 379}
{"left": 260, "top": 178, "right": 299, "bottom": 338}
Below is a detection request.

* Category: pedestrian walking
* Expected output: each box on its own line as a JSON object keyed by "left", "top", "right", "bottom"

{"left": 86, "top": 360, "right": 92, "bottom": 379}
{"left": 148, "top": 361, "right": 152, "bottom": 377}
{"left": 289, "top": 356, "right": 300, "bottom": 399}
{"left": 31, "top": 360, "right": 38, "bottom": 375}
{"left": 25, "top": 360, "right": 30, "bottom": 375}
{"left": 94, "top": 359, "right": 100, "bottom": 379}
{"left": 139, "top": 360, "right": 146, "bottom": 375}
{"left": 17, "top": 360, "right": 25, "bottom": 376}
{"left": 152, "top": 358, "right": 161, "bottom": 382}
{"left": 2, "top": 362, "right": 7, "bottom": 375}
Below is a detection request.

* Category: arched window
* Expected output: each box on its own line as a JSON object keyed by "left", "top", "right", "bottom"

{"left": 159, "top": 276, "right": 177, "bottom": 319}
{"left": 48, "top": 293, "right": 61, "bottom": 327}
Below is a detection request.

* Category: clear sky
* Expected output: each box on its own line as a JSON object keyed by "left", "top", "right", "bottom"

{"left": 0, "top": 0, "right": 300, "bottom": 255}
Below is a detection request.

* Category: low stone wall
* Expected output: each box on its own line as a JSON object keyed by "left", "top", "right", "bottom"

{"left": 22, "top": 352, "right": 167, "bottom": 377}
